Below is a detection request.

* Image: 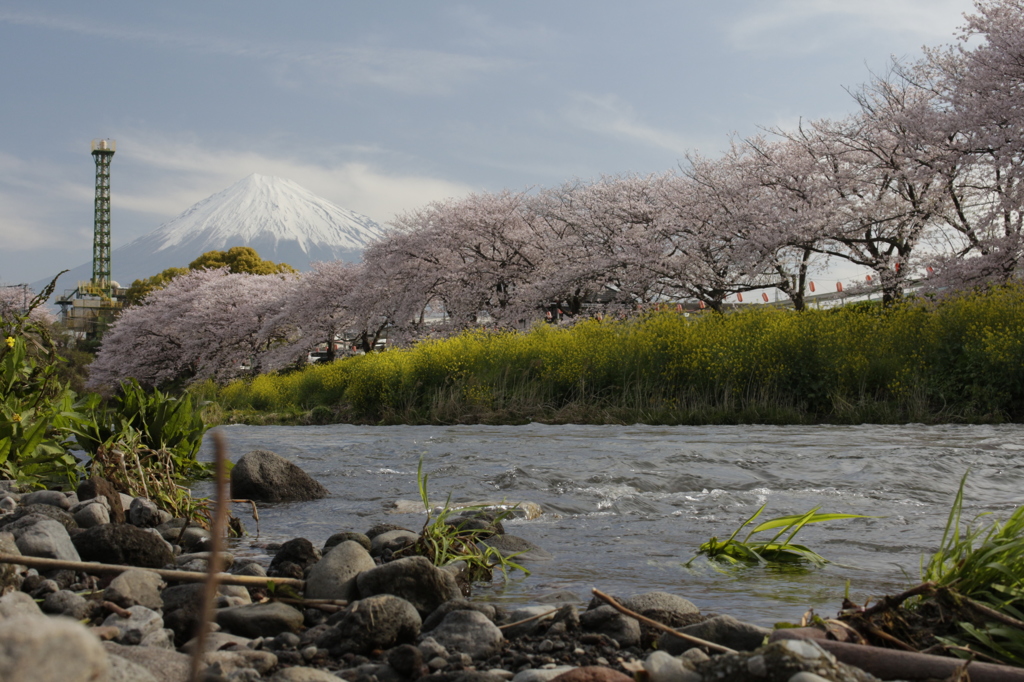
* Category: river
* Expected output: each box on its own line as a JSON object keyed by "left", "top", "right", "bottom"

{"left": 198, "top": 422, "right": 1024, "bottom": 626}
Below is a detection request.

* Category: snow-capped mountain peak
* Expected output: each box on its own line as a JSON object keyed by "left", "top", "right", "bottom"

{"left": 37, "top": 174, "right": 387, "bottom": 293}
{"left": 151, "top": 173, "right": 384, "bottom": 254}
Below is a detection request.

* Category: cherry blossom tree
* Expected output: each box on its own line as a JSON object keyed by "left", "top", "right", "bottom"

{"left": 88, "top": 268, "right": 296, "bottom": 390}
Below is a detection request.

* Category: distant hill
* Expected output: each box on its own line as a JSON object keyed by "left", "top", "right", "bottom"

{"left": 37, "top": 174, "right": 387, "bottom": 294}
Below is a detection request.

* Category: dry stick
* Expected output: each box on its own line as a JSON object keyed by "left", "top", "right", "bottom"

{"left": 498, "top": 608, "right": 559, "bottom": 631}
{"left": 591, "top": 588, "right": 736, "bottom": 655}
{"left": 960, "top": 594, "right": 1024, "bottom": 631}
{"left": 189, "top": 431, "right": 229, "bottom": 682}
{"left": 858, "top": 581, "right": 935, "bottom": 618}
{"left": 863, "top": 624, "right": 917, "bottom": 652}
{"left": 0, "top": 554, "right": 304, "bottom": 590}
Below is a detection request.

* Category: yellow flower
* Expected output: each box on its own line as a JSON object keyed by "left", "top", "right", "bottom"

{"left": 11, "top": 414, "right": 20, "bottom": 423}
{"left": 4, "top": 337, "right": 13, "bottom": 348}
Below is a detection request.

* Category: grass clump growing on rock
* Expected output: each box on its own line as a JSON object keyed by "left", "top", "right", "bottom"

{"left": 402, "top": 458, "right": 529, "bottom": 585}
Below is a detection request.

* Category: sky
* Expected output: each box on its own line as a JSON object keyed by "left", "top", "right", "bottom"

{"left": 0, "top": 0, "right": 978, "bottom": 287}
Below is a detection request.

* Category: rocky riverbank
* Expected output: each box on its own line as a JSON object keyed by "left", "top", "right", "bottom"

{"left": 0, "top": 452, "right": 1018, "bottom": 682}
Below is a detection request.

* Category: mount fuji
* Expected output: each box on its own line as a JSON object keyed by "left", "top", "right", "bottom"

{"left": 37, "top": 174, "right": 387, "bottom": 294}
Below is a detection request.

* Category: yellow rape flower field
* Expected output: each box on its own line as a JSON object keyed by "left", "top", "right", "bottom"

{"left": 202, "top": 285, "right": 1024, "bottom": 426}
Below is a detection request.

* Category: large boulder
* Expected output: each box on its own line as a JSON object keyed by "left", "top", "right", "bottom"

{"left": 0, "top": 615, "right": 110, "bottom": 682}
{"left": 356, "top": 555, "right": 461, "bottom": 616}
{"left": 230, "top": 450, "right": 329, "bottom": 502}
{"left": 72, "top": 523, "right": 175, "bottom": 568}
{"left": 304, "top": 540, "right": 376, "bottom": 601}
{"left": 317, "top": 594, "right": 421, "bottom": 656}
{"left": 13, "top": 518, "right": 80, "bottom": 562}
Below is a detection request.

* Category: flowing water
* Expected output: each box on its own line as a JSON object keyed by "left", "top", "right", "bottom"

{"left": 198, "top": 423, "right": 1024, "bottom": 626}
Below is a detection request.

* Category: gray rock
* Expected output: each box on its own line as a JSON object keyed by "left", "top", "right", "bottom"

{"left": 41, "top": 589, "right": 92, "bottom": 620}
{"left": 0, "top": 615, "right": 110, "bottom": 682}
{"left": 356, "top": 555, "right": 461, "bottom": 616}
{"left": 305, "top": 540, "right": 376, "bottom": 601}
{"left": 102, "top": 604, "right": 165, "bottom": 645}
{"left": 70, "top": 496, "right": 110, "bottom": 515}
{"left": 72, "top": 522, "right": 175, "bottom": 568}
{"left": 164, "top": 525, "right": 211, "bottom": 552}
{"left": 579, "top": 605, "right": 640, "bottom": 648}
{"left": 479, "top": 534, "right": 553, "bottom": 561}
{"left": 659, "top": 614, "right": 771, "bottom": 655}
{"left": 0, "top": 496, "right": 16, "bottom": 513}
{"left": 73, "top": 501, "right": 110, "bottom": 528}
{"left": 0, "top": 590, "right": 42, "bottom": 618}
{"left": 695, "top": 639, "right": 878, "bottom": 682}
{"left": 318, "top": 593, "right": 421, "bottom": 656}
{"left": 104, "top": 569, "right": 166, "bottom": 610}
{"left": 323, "top": 531, "right": 371, "bottom": 553}
{"left": 20, "top": 490, "right": 71, "bottom": 510}
{"left": 644, "top": 651, "right": 701, "bottom": 682}
{"left": 103, "top": 642, "right": 191, "bottom": 682}
{"left": 270, "top": 667, "right": 344, "bottom": 682}
{"left": 422, "top": 599, "right": 497, "bottom": 632}
{"left": 425, "top": 609, "right": 505, "bottom": 660}
{"left": 620, "top": 591, "right": 702, "bottom": 647}
{"left": 502, "top": 605, "right": 556, "bottom": 639}
{"left": 108, "top": 652, "right": 161, "bottom": 682}
{"left": 216, "top": 601, "right": 305, "bottom": 638}
{"left": 129, "top": 497, "right": 165, "bottom": 527}
{"left": 140, "top": 628, "right": 177, "bottom": 649}
{"left": 14, "top": 518, "right": 80, "bottom": 561}
{"left": 370, "top": 528, "right": 419, "bottom": 556}
{"left": 203, "top": 649, "right": 278, "bottom": 676}
{"left": 231, "top": 560, "right": 268, "bottom": 578}
{"left": 0, "top": 532, "right": 23, "bottom": 591}
{"left": 182, "top": 631, "right": 254, "bottom": 653}
{"left": 511, "top": 667, "right": 576, "bottom": 682}
{"left": 1, "top": 504, "right": 78, "bottom": 532}
{"left": 230, "top": 449, "right": 329, "bottom": 502}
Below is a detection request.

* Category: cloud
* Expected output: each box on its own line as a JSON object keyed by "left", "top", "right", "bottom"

{"left": 0, "top": 9, "right": 514, "bottom": 96}
{"left": 0, "top": 152, "right": 92, "bottom": 252}
{"left": 113, "top": 133, "right": 476, "bottom": 224}
{"left": 727, "top": 0, "right": 975, "bottom": 54}
{"left": 562, "top": 93, "right": 705, "bottom": 156}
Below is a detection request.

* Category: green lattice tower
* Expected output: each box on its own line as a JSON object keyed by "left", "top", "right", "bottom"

{"left": 91, "top": 139, "right": 116, "bottom": 296}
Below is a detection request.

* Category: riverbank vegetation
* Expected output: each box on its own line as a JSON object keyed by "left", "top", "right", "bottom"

{"left": 1, "top": 283, "right": 209, "bottom": 494}
{"left": 203, "top": 284, "right": 1024, "bottom": 426}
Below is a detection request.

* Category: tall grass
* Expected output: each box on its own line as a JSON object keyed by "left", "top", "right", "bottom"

{"left": 205, "top": 285, "right": 1024, "bottom": 425}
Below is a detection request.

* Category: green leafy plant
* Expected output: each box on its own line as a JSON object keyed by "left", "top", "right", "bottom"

{"left": 921, "top": 472, "right": 1024, "bottom": 665}
{"left": 403, "top": 458, "right": 529, "bottom": 584}
{"left": 0, "top": 276, "right": 85, "bottom": 488}
{"left": 74, "top": 379, "right": 209, "bottom": 480}
{"left": 686, "top": 504, "right": 870, "bottom": 567}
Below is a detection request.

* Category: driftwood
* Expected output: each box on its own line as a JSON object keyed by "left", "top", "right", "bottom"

{"left": 772, "top": 629, "right": 1024, "bottom": 682}
{"left": 591, "top": 588, "right": 736, "bottom": 654}
{"left": 0, "top": 553, "right": 305, "bottom": 590}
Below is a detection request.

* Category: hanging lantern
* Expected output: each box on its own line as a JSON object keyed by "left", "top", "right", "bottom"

{"left": 866, "top": 275, "right": 873, "bottom": 282}
{"left": 837, "top": 282, "right": 844, "bottom": 293}
{"left": 927, "top": 266, "right": 934, "bottom": 275}
{"left": 736, "top": 293, "right": 743, "bottom": 302}
{"left": 698, "top": 300, "right": 706, "bottom": 310}
{"left": 675, "top": 303, "right": 683, "bottom": 313}
{"left": 895, "top": 262, "right": 901, "bottom": 272}
{"left": 761, "top": 292, "right": 769, "bottom": 302}
{"left": 809, "top": 281, "right": 816, "bottom": 293}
